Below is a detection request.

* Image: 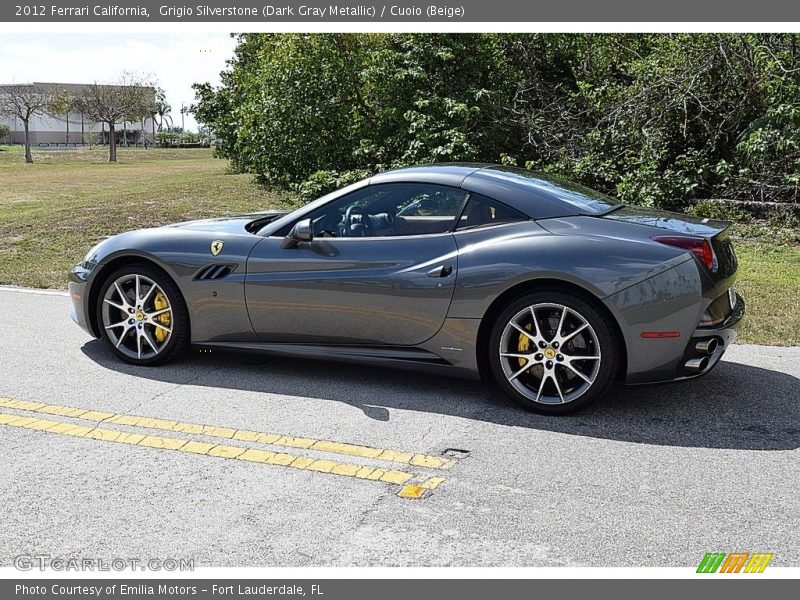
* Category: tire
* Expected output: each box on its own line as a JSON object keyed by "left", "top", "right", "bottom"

{"left": 96, "top": 263, "right": 190, "bottom": 366}
{"left": 488, "top": 289, "right": 621, "bottom": 415}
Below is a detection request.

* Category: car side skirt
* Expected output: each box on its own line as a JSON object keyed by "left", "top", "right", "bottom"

{"left": 196, "top": 317, "right": 482, "bottom": 381}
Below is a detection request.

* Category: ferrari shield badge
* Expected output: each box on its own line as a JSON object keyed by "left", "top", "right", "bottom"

{"left": 210, "top": 240, "right": 224, "bottom": 256}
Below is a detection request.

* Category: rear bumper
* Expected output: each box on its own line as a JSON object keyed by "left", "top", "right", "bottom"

{"left": 671, "top": 292, "right": 744, "bottom": 381}
{"left": 603, "top": 252, "right": 745, "bottom": 385}
{"left": 629, "top": 292, "right": 745, "bottom": 385}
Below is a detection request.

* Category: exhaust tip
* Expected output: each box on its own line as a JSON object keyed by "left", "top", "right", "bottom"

{"left": 695, "top": 338, "right": 719, "bottom": 355}
{"left": 685, "top": 356, "right": 710, "bottom": 373}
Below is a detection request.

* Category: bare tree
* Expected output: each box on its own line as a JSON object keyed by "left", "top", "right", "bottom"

{"left": 74, "top": 73, "right": 153, "bottom": 162}
{"left": 0, "top": 84, "right": 54, "bottom": 163}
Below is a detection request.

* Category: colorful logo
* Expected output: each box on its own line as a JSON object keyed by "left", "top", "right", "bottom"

{"left": 697, "top": 552, "right": 773, "bottom": 573}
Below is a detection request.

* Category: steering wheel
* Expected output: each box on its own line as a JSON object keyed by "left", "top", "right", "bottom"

{"left": 344, "top": 205, "right": 375, "bottom": 237}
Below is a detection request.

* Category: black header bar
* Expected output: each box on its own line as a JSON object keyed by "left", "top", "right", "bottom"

{"left": 3, "top": 0, "right": 800, "bottom": 22}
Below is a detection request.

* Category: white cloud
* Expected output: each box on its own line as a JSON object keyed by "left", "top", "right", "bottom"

{"left": 0, "top": 33, "right": 237, "bottom": 131}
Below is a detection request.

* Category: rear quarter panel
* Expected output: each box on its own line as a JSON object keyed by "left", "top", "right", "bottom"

{"left": 448, "top": 221, "right": 702, "bottom": 383}
{"left": 448, "top": 221, "right": 690, "bottom": 318}
{"left": 602, "top": 259, "right": 703, "bottom": 383}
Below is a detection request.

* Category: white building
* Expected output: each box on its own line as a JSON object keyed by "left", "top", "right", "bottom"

{"left": 0, "top": 82, "right": 157, "bottom": 146}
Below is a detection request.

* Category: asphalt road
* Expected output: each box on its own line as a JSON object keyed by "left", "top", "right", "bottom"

{"left": 0, "top": 286, "right": 797, "bottom": 568}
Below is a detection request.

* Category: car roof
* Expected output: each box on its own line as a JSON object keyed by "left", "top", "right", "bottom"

{"left": 370, "top": 163, "right": 489, "bottom": 188}
{"left": 370, "top": 163, "right": 618, "bottom": 218}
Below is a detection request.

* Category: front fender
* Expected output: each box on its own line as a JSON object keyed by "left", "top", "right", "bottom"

{"left": 77, "top": 228, "right": 261, "bottom": 343}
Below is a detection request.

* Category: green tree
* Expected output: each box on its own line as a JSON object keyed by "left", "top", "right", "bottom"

{"left": 194, "top": 33, "right": 800, "bottom": 206}
{"left": 48, "top": 87, "right": 77, "bottom": 145}
{"left": 153, "top": 87, "right": 172, "bottom": 131}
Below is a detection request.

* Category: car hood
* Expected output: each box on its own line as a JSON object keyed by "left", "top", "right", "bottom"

{"left": 163, "top": 211, "right": 290, "bottom": 235}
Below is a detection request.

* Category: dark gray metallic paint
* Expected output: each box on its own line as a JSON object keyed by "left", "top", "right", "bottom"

{"left": 69, "top": 164, "right": 744, "bottom": 386}
{"left": 245, "top": 233, "right": 459, "bottom": 345}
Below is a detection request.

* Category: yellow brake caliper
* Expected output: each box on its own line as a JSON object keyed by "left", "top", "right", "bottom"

{"left": 518, "top": 323, "right": 532, "bottom": 368}
{"left": 153, "top": 291, "right": 171, "bottom": 343}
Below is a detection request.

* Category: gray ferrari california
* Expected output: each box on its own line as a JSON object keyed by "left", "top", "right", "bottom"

{"left": 70, "top": 164, "right": 743, "bottom": 414}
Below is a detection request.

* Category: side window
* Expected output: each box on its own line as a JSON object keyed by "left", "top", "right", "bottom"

{"left": 396, "top": 189, "right": 464, "bottom": 217}
{"left": 306, "top": 183, "right": 468, "bottom": 238}
{"left": 456, "top": 194, "right": 527, "bottom": 231}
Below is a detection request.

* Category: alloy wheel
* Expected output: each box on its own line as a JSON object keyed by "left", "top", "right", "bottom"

{"left": 498, "top": 303, "right": 601, "bottom": 404}
{"left": 101, "top": 273, "right": 173, "bottom": 360}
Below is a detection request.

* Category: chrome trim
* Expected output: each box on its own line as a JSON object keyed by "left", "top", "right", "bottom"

{"left": 685, "top": 357, "right": 709, "bottom": 372}
{"left": 695, "top": 338, "right": 719, "bottom": 355}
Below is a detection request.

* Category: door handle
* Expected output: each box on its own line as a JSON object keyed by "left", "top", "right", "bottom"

{"left": 427, "top": 264, "right": 453, "bottom": 278}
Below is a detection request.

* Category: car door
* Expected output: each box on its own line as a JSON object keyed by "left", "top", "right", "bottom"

{"left": 244, "top": 183, "right": 466, "bottom": 346}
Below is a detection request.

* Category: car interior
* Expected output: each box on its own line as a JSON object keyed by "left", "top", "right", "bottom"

{"left": 306, "top": 183, "right": 526, "bottom": 238}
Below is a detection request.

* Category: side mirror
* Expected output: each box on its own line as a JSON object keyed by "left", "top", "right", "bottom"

{"left": 281, "top": 218, "right": 313, "bottom": 248}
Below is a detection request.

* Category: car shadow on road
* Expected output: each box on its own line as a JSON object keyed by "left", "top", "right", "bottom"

{"left": 80, "top": 340, "right": 799, "bottom": 451}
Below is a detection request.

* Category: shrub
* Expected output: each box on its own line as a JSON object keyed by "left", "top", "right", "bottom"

{"left": 193, "top": 33, "right": 800, "bottom": 208}
{"left": 689, "top": 200, "right": 751, "bottom": 223}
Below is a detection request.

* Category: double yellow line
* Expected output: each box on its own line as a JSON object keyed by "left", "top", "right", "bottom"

{"left": 0, "top": 397, "right": 458, "bottom": 499}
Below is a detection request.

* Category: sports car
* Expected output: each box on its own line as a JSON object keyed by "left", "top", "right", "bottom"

{"left": 69, "top": 164, "right": 744, "bottom": 414}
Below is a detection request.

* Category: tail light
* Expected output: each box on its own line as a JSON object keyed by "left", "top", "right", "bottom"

{"left": 651, "top": 235, "right": 716, "bottom": 270}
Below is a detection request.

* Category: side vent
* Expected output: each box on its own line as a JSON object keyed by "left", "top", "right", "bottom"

{"left": 194, "top": 264, "right": 236, "bottom": 281}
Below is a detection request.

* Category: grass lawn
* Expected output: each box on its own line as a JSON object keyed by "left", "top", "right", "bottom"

{"left": 0, "top": 146, "right": 295, "bottom": 289}
{"left": 734, "top": 242, "right": 800, "bottom": 345}
{"left": 0, "top": 145, "right": 797, "bottom": 345}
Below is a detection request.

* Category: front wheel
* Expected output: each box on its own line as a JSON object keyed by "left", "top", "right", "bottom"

{"left": 488, "top": 290, "right": 621, "bottom": 415}
{"left": 96, "top": 264, "right": 189, "bottom": 365}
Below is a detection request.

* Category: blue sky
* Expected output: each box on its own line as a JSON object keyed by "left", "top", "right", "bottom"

{"left": 0, "top": 33, "right": 237, "bottom": 131}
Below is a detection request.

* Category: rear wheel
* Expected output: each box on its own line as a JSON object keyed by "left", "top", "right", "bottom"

{"left": 489, "top": 290, "right": 621, "bottom": 415}
{"left": 96, "top": 264, "right": 189, "bottom": 365}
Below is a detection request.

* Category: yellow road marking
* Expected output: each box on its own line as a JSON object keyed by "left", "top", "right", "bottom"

{"left": 397, "top": 484, "right": 428, "bottom": 499}
{"left": 419, "top": 476, "right": 446, "bottom": 490}
{"left": 208, "top": 445, "right": 246, "bottom": 459}
{"left": 180, "top": 440, "right": 216, "bottom": 455}
{"left": 0, "top": 397, "right": 457, "bottom": 470}
{"left": 0, "top": 409, "right": 445, "bottom": 496}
